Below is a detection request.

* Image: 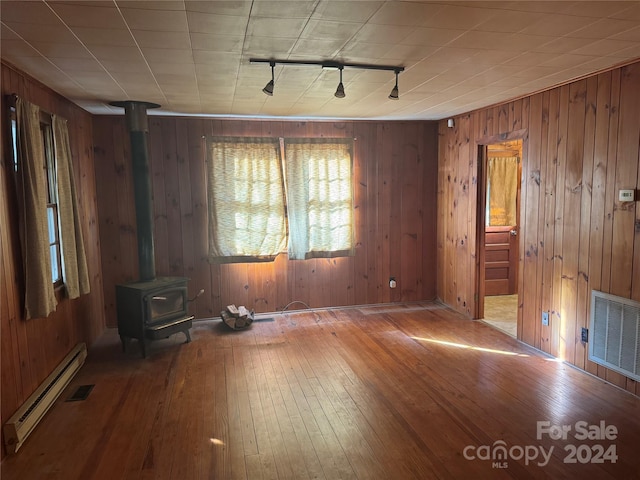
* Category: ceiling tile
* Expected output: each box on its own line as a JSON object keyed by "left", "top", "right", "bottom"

{"left": 532, "top": 37, "right": 597, "bottom": 55}
{"left": 90, "top": 45, "right": 146, "bottom": 62}
{"left": 142, "top": 48, "right": 194, "bottom": 64}
{"left": 49, "top": 3, "right": 126, "bottom": 29}
{"left": 0, "top": 39, "right": 40, "bottom": 57}
{"left": 250, "top": 1, "right": 318, "bottom": 19}
{"left": 290, "top": 38, "right": 346, "bottom": 57}
{"left": 5, "top": 22, "right": 78, "bottom": 44}
{"left": 559, "top": 1, "right": 632, "bottom": 18}
{"left": 190, "top": 33, "right": 244, "bottom": 52}
{"left": 300, "top": 19, "right": 361, "bottom": 42}
{"left": 610, "top": 25, "right": 640, "bottom": 42}
{"left": 368, "top": 2, "right": 447, "bottom": 27}
{"left": 447, "top": 30, "right": 517, "bottom": 50}
{"left": 419, "top": 5, "right": 499, "bottom": 30}
{"left": 120, "top": 7, "right": 189, "bottom": 32}
{"left": 570, "top": 39, "right": 639, "bottom": 57}
{"left": 473, "top": 10, "right": 546, "bottom": 33}
{"left": 149, "top": 62, "right": 195, "bottom": 75}
{"left": 72, "top": 27, "right": 137, "bottom": 47}
{"left": 518, "top": 13, "right": 597, "bottom": 36}
{"left": 185, "top": 1, "right": 252, "bottom": 16}
{"left": 243, "top": 36, "right": 297, "bottom": 56}
{"left": 351, "top": 24, "right": 414, "bottom": 44}
{"left": 116, "top": 1, "right": 185, "bottom": 11}
{"left": 186, "top": 11, "right": 248, "bottom": 35}
{"left": 29, "top": 41, "right": 93, "bottom": 58}
{"left": 569, "top": 17, "right": 640, "bottom": 39}
{"left": 50, "top": 57, "right": 106, "bottom": 72}
{"left": 400, "top": 28, "right": 466, "bottom": 47}
{"left": 312, "top": 1, "right": 383, "bottom": 23}
{"left": 132, "top": 30, "right": 192, "bottom": 49}
{"left": 247, "top": 17, "right": 307, "bottom": 38}
{"left": 0, "top": 2, "right": 61, "bottom": 24}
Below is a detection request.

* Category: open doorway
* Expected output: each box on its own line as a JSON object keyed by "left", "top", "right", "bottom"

{"left": 478, "top": 139, "right": 522, "bottom": 337}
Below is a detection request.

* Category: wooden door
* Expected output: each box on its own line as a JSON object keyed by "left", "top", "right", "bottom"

{"left": 485, "top": 225, "right": 518, "bottom": 295}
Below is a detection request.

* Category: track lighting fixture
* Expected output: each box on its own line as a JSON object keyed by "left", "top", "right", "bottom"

{"left": 388, "top": 69, "right": 400, "bottom": 100}
{"left": 262, "top": 61, "right": 275, "bottom": 96}
{"left": 251, "top": 58, "right": 404, "bottom": 99}
{"left": 335, "top": 66, "right": 345, "bottom": 98}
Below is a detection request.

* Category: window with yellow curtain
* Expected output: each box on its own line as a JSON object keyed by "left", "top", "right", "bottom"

{"left": 206, "top": 137, "right": 287, "bottom": 262}
{"left": 284, "top": 139, "right": 354, "bottom": 260}
{"left": 486, "top": 156, "right": 519, "bottom": 226}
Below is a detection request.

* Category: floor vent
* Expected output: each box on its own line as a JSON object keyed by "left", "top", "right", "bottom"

{"left": 589, "top": 291, "right": 640, "bottom": 381}
{"left": 66, "top": 384, "right": 94, "bottom": 402}
{"left": 3, "top": 343, "right": 87, "bottom": 454}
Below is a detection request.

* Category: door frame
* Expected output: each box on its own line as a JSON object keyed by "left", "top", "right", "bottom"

{"left": 475, "top": 130, "right": 527, "bottom": 333}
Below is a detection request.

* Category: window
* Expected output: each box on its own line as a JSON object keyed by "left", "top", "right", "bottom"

{"left": 284, "top": 139, "right": 354, "bottom": 260}
{"left": 206, "top": 137, "right": 354, "bottom": 263}
{"left": 41, "top": 119, "right": 63, "bottom": 286}
{"left": 12, "top": 96, "right": 90, "bottom": 319}
{"left": 10, "top": 109, "right": 62, "bottom": 285}
{"left": 206, "top": 137, "right": 287, "bottom": 262}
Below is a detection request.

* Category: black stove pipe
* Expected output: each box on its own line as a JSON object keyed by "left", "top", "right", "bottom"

{"left": 110, "top": 100, "right": 160, "bottom": 282}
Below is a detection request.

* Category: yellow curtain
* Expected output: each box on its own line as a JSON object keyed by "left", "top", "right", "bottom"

{"left": 53, "top": 115, "right": 90, "bottom": 299}
{"left": 284, "top": 139, "right": 354, "bottom": 260}
{"left": 206, "top": 137, "right": 287, "bottom": 262}
{"left": 16, "top": 97, "right": 57, "bottom": 318}
{"left": 487, "top": 156, "right": 519, "bottom": 226}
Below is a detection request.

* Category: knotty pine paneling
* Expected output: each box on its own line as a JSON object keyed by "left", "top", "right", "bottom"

{"left": 437, "top": 60, "right": 640, "bottom": 395}
{"left": 93, "top": 118, "right": 438, "bottom": 327}
{"left": 0, "top": 62, "right": 106, "bottom": 458}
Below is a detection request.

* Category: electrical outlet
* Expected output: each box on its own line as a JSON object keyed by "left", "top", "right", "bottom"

{"left": 581, "top": 327, "right": 589, "bottom": 343}
{"left": 542, "top": 311, "right": 549, "bottom": 326}
{"left": 389, "top": 277, "right": 397, "bottom": 288}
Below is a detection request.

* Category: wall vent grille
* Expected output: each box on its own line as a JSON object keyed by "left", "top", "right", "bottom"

{"left": 589, "top": 291, "right": 640, "bottom": 382}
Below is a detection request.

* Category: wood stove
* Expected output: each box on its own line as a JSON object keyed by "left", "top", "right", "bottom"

{"left": 116, "top": 277, "right": 192, "bottom": 358}
{"left": 112, "top": 100, "right": 194, "bottom": 357}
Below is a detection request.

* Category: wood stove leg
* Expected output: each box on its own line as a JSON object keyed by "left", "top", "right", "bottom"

{"left": 140, "top": 339, "right": 147, "bottom": 358}
{"left": 120, "top": 335, "right": 126, "bottom": 352}
{"left": 184, "top": 329, "right": 191, "bottom": 344}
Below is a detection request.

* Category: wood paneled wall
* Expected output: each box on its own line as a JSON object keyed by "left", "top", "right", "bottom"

{"left": 437, "top": 61, "right": 640, "bottom": 395}
{"left": 93, "top": 118, "right": 438, "bottom": 328}
{"left": 0, "top": 62, "right": 106, "bottom": 457}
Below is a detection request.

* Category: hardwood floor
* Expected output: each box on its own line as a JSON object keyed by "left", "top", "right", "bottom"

{"left": 2, "top": 302, "right": 639, "bottom": 479}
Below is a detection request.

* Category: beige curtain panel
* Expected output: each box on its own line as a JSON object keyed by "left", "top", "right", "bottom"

{"left": 206, "top": 137, "right": 287, "bottom": 263}
{"left": 487, "top": 156, "right": 519, "bottom": 227}
{"left": 53, "top": 115, "right": 90, "bottom": 299}
{"left": 284, "top": 139, "right": 354, "bottom": 260}
{"left": 15, "top": 97, "right": 57, "bottom": 319}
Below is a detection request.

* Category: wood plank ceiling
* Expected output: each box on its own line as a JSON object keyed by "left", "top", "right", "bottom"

{"left": 1, "top": 0, "right": 640, "bottom": 120}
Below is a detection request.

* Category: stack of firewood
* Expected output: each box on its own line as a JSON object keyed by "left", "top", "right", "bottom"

{"left": 220, "top": 304, "right": 254, "bottom": 330}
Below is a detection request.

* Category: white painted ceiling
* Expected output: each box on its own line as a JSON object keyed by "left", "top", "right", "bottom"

{"left": 2, "top": 0, "right": 640, "bottom": 120}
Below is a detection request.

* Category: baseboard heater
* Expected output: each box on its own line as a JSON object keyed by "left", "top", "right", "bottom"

{"left": 3, "top": 342, "right": 87, "bottom": 454}
{"left": 589, "top": 291, "right": 640, "bottom": 382}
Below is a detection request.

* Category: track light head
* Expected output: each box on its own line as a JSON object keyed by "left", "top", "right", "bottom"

{"left": 335, "top": 67, "right": 345, "bottom": 98}
{"left": 262, "top": 80, "right": 274, "bottom": 96}
{"left": 263, "top": 62, "right": 275, "bottom": 96}
{"left": 389, "top": 70, "right": 400, "bottom": 100}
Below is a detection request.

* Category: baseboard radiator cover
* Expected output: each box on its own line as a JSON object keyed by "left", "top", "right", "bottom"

{"left": 589, "top": 291, "right": 640, "bottom": 382}
{"left": 3, "top": 342, "right": 87, "bottom": 454}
